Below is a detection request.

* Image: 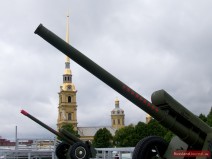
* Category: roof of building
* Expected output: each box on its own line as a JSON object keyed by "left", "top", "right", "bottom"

{"left": 111, "top": 107, "right": 124, "bottom": 114}
{"left": 77, "top": 126, "right": 117, "bottom": 137}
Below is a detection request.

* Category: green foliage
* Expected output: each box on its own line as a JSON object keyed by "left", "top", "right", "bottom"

{"left": 196, "top": 107, "right": 212, "bottom": 127}
{"left": 208, "top": 107, "right": 212, "bottom": 116}
{"left": 113, "top": 124, "right": 137, "bottom": 147}
{"left": 93, "top": 128, "right": 113, "bottom": 148}
{"left": 134, "top": 122, "right": 148, "bottom": 141}
{"left": 112, "top": 109, "right": 212, "bottom": 148}
{"left": 114, "top": 120, "right": 168, "bottom": 147}
{"left": 61, "top": 123, "right": 80, "bottom": 137}
{"left": 164, "top": 131, "right": 174, "bottom": 142}
{"left": 58, "top": 123, "right": 80, "bottom": 140}
{"left": 207, "top": 107, "right": 212, "bottom": 127}
{"left": 199, "top": 113, "right": 207, "bottom": 123}
{"left": 93, "top": 109, "right": 212, "bottom": 148}
{"left": 146, "top": 119, "right": 168, "bottom": 137}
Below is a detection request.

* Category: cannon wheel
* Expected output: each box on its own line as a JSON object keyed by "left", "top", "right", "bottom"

{"left": 55, "top": 142, "right": 70, "bottom": 159}
{"left": 132, "top": 136, "right": 168, "bottom": 159}
{"left": 66, "top": 142, "right": 89, "bottom": 159}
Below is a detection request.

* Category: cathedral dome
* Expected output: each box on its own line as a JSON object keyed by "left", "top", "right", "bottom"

{"left": 111, "top": 98, "right": 124, "bottom": 115}
{"left": 111, "top": 107, "right": 124, "bottom": 115}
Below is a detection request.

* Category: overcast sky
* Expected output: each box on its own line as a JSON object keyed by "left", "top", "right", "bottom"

{"left": 1, "top": 0, "right": 212, "bottom": 140}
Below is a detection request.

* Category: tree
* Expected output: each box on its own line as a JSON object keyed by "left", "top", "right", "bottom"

{"left": 93, "top": 128, "right": 113, "bottom": 148}
{"left": 207, "top": 107, "right": 212, "bottom": 127}
{"left": 199, "top": 113, "right": 207, "bottom": 123}
{"left": 164, "top": 131, "right": 174, "bottom": 142}
{"left": 134, "top": 121, "right": 148, "bottom": 141}
{"left": 146, "top": 119, "right": 168, "bottom": 138}
{"left": 114, "top": 120, "right": 169, "bottom": 147}
{"left": 113, "top": 124, "right": 137, "bottom": 147}
{"left": 58, "top": 123, "right": 80, "bottom": 140}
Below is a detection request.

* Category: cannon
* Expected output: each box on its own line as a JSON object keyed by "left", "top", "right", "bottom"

{"left": 20, "top": 110, "right": 95, "bottom": 159}
{"left": 34, "top": 24, "right": 212, "bottom": 159}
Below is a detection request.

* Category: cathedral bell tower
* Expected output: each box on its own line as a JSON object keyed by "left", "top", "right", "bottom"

{"left": 111, "top": 98, "right": 125, "bottom": 129}
{"left": 57, "top": 15, "right": 78, "bottom": 131}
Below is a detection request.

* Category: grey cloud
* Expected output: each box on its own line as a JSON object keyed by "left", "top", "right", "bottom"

{"left": 0, "top": 0, "right": 212, "bottom": 139}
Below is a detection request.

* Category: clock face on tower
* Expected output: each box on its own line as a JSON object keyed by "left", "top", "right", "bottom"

{"left": 67, "top": 85, "right": 72, "bottom": 90}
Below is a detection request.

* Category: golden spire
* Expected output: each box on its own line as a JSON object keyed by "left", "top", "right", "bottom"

{"left": 61, "top": 13, "right": 76, "bottom": 91}
{"left": 65, "top": 14, "right": 70, "bottom": 63}
{"left": 66, "top": 14, "right": 70, "bottom": 44}
{"left": 64, "top": 14, "right": 71, "bottom": 75}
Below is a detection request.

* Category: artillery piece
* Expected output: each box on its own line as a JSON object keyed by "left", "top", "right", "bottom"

{"left": 33, "top": 24, "right": 212, "bottom": 159}
{"left": 20, "top": 110, "right": 95, "bottom": 159}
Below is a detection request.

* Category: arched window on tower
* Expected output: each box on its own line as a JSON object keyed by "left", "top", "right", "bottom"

{"left": 68, "top": 113, "right": 72, "bottom": 120}
{"left": 68, "top": 96, "right": 71, "bottom": 103}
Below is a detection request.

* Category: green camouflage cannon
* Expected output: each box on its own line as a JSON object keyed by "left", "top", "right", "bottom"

{"left": 34, "top": 24, "right": 212, "bottom": 159}
{"left": 20, "top": 110, "right": 95, "bottom": 159}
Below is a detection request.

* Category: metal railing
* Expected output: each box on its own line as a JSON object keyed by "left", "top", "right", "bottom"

{"left": 1, "top": 138, "right": 135, "bottom": 159}
{"left": 0, "top": 138, "right": 57, "bottom": 159}
{"left": 95, "top": 147, "right": 134, "bottom": 159}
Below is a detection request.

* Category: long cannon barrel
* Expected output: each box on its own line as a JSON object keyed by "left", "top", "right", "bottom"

{"left": 34, "top": 24, "right": 205, "bottom": 147}
{"left": 21, "top": 110, "right": 75, "bottom": 145}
